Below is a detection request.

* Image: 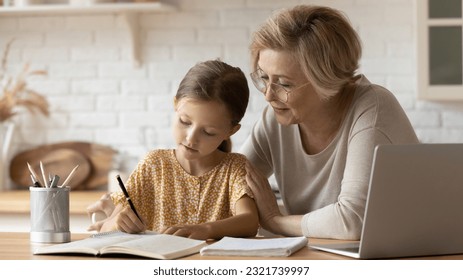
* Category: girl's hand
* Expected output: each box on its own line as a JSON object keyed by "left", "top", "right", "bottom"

{"left": 86, "top": 193, "right": 115, "bottom": 232}
{"left": 113, "top": 206, "right": 147, "bottom": 234}
{"left": 91, "top": 204, "right": 146, "bottom": 234}
{"left": 245, "top": 161, "right": 282, "bottom": 233}
{"left": 160, "top": 224, "right": 212, "bottom": 240}
{"left": 86, "top": 193, "right": 146, "bottom": 234}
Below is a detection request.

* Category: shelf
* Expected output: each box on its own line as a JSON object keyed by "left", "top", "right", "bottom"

{"left": 0, "top": 2, "right": 175, "bottom": 16}
{"left": 0, "top": 2, "right": 176, "bottom": 67}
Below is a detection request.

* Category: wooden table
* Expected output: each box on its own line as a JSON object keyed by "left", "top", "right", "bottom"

{"left": 1, "top": 232, "right": 462, "bottom": 260}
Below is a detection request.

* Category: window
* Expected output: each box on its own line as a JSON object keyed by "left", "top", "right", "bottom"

{"left": 417, "top": 0, "right": 463, "bottom": 100}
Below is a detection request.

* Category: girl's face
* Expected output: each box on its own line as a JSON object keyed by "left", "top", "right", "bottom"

{"left": 173, "top": 97, "right": 239, "bottom": 161}
{"left": 257, "top": 49, "right": 321, "bottom": 126}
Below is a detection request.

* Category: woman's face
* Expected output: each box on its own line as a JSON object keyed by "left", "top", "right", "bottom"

{"left": 256, "top": 49, "right": 321, "bottom": 126}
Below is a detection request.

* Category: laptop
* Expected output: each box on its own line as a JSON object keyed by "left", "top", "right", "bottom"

{"left": 310, "top": 143, "right": 463, "bottom": 259}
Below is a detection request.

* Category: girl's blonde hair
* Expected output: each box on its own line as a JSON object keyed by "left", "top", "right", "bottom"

{"left": 250, "top": 5, "right": 362, "bottom": 99}
{"left": 175, "top": 59, "right": 249, "bottom": 152}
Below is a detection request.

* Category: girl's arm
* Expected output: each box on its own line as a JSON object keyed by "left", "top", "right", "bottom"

{"left": 161, "top": 195, "right": 259, "bottom": 240}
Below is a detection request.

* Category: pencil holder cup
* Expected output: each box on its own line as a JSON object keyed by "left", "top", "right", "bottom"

{"left": 29, "top": 186, "right": 71, "bottom": 243}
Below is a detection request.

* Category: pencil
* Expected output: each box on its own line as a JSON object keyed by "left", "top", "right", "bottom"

{"left": 30, "top": 175, "right": 42, "bottom": 188}
{"left": 116, "top": 175, "right": 141, "bottom": 220}
{"left": 61, "top": 165, "right": 79, "bottom": 187}
{"left": 39, "top": 161, "right": 49, "bottom": 188}
{"left": 27, "top": 162, "right": 43, "bottom": 187}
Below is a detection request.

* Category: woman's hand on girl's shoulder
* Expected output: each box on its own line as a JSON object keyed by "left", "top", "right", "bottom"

{"left": 245, "top": 161, "right": 282, "bottom": 232}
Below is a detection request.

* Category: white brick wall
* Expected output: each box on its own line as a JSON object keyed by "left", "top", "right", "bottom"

{"left": 2, "top": 0, "right": 463, "bottom": 176}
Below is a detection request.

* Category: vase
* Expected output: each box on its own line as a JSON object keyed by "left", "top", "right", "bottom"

{"left": 0, "top": 122, "right": 15, "bottom": 191}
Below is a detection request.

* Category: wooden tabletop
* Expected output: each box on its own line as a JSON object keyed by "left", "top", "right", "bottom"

{"left": 0, "top": 231, "right": 348, "bottom": 260}
{"left": 1, "top": 231, "right": 463, "bottom": 260}
{"left": 1, "top": 191, "right": 462, "bottom": 260}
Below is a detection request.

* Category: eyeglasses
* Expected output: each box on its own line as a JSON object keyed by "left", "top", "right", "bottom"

{"left": 250, "top": 69, "right": 310, "bottom": 103}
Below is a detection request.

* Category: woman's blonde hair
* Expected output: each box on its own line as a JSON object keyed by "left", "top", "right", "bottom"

{"left": 250, "top": 5, "right": 362, "bottom": 99}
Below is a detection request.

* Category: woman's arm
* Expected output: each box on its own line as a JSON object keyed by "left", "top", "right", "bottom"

{"left": 244, "top": 161, "right": 304, "bottom": 236}
{"left": 161, "top": 195, "right": 259, "bottom": 240}
{"left": 240, "top": 108, "right": 305, "bottom": 236}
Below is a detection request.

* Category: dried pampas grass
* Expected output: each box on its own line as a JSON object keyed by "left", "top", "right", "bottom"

{"left": 0, "top": 39, "right": 49, "bottom": 123}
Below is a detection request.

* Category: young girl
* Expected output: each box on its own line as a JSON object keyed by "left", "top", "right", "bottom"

{"left": 91, "top": 60, "right": 259, "bottom": 240}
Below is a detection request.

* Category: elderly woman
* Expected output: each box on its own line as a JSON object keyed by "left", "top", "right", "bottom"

{"left": 241, "top": 5, "right": 419, "bottom": 240}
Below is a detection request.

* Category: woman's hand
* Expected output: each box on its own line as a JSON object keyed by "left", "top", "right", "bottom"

{"left": 245, "top": 161, "right": 282, "bottom": 233}
{"left": 160, "top": 224, "right": 212, "bottom": 240}
{"left": 245, "top": 162, "right": 304, "bottom": 237}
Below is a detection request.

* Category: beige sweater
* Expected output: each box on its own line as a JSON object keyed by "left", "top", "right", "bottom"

{"left": 240, "top": 75, "right": 419, "bottom": 239}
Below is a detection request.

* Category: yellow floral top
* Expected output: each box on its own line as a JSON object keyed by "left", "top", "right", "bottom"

{"left": 111, "top": 149, "right": 253, "bottom": 232}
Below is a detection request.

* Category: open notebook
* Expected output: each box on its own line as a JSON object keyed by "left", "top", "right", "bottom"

{"left": 310, "top": 144, "right": 463, "bottom": 259}
{"left": 34, "top": 231, "right": 206, "bottom": 259}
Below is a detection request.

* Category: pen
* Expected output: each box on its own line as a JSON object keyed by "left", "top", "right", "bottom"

{"left": 116, "top": 175, "right": 141, "bottom": 220}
